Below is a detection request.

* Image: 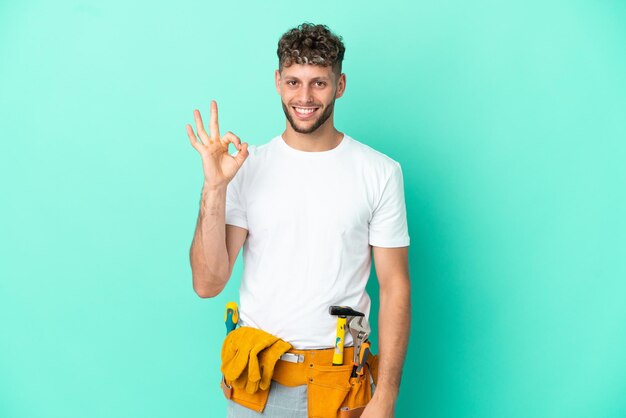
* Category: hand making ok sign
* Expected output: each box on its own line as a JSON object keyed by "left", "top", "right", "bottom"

{"left": 186, "top": 100, "right": 250, "bottom": 189}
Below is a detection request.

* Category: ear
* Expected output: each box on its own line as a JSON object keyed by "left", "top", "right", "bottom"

{"left": 275, "top": 69, "right": 281, "bottom": 94}
{"left": 335, "top": 73, "right": 347, "bottom": 99}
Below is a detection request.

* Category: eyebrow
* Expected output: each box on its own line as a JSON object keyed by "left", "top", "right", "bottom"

{"left": 284, "top": 76, "right": 330, "bottom": 82}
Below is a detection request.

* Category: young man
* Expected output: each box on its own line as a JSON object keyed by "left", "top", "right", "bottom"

{"left": 186, "top": 23, "right": 411, "bottom": 418}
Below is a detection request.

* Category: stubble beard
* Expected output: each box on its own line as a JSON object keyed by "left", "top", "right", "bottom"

{"left": 281, "top": 99, "right": 335, "bottom": 134}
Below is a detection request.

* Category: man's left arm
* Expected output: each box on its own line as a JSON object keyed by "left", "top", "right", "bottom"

{"left": 362, "top": 245, "right": 411, "bottom": 418}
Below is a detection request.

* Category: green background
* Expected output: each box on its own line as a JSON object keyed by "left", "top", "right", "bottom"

{"left": 1, "top": 0, "right": 625, "bottom": 417}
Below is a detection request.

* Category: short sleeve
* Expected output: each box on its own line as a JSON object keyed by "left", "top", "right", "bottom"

{"left": 368, "top": 162, "right": 410, "bottom": 247}
{"left": 225, "top": 164, "right": 248, "bottom": 230}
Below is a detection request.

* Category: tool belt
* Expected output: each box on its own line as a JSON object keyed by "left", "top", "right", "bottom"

{"left": 220, "top": 326, "right": 379, "bottom": 418}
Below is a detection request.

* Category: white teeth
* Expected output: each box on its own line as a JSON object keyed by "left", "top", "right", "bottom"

{"left": 295, "top": 107, "right": 317, "bottom": 114}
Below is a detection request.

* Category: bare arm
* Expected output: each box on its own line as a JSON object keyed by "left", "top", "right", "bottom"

{"left": 185, "top": 100, "right": 249, "bottom": 298}
{"left": 363, "top": 246, "right": 411, "bottom": 418}
{"left": 189, "top": 185, "right": 248, "bottom": 297}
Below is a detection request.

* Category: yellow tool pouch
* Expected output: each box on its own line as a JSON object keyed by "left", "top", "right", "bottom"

{"left": 299, "top": 346, "right": 378, "bottom": 418}
{"left": 221, "top": 336, "right": 379, "bottom": 418}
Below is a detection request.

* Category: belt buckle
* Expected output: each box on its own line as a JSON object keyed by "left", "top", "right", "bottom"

{"left": 279, "top": 352, "right": 304, "bottom": 363}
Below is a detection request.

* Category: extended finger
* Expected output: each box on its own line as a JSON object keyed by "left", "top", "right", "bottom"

{"left": 193, "top": 109, "right": 211, "bottom": 143}
{"left": 186, "top": 124, "right": 202, "bottom": 150}
{"left": 209, "top": 100, "right": 221, "bottom": 140}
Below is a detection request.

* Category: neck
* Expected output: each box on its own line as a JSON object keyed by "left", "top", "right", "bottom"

{"left": 281, "top": 116, "right": 344, "bottom": 152}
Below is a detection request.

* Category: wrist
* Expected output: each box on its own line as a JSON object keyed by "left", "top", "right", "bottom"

{"left": 202, "top": 181, "right": 228, "bottom": 193}
{"left": 373, "top": 384, "right": 399, "bottom": 403}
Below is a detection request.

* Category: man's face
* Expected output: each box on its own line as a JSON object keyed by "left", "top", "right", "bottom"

{"left": 275, "top": 64, "right": 346, "bottom": 134}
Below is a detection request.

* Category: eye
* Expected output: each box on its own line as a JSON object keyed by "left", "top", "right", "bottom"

{"left": 315, "top": 81, "right": 326, "bottom": 87}
{"left": 286, "top": 80, "right": 297, "bottom": 86}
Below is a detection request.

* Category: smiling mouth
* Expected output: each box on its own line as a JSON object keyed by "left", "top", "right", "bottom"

{"left": 292, "top": 106, "right": 319, "bottom": 118}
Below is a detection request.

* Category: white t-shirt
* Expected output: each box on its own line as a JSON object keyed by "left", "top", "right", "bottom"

{"left": 225, "top": 133, "right": 410, "bottom": 349}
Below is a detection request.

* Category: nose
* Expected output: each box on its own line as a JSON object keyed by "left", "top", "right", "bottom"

{"left": 297, "top": 85, "right": 314, "bottom": 104}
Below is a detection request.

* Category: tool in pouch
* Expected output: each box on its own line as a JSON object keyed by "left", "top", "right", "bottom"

{"left": 329, "top": 306, "right": 376, "bottom": 417}
{"left": 346, "top": 316, "right": 373, "bottom": 382}
{"left": 343, "top": 314, "right": 375, "bottom": 418}
{"left": 221, "top": 301, "right": 239, "bottom": 398}
{"left": 329, "top": 306, "right": 364, "bottom": 366}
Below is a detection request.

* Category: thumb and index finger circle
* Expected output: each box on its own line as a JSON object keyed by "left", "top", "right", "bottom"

{"left": 221, "top": 131, "right": 241, "bottom": 149}
{"left": 222, "top": 132, "right": 250, "bottom": 165}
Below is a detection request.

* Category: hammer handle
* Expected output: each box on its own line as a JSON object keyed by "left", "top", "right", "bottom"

{"left": 332, "top": 316, "right": 347, "bottom": 365}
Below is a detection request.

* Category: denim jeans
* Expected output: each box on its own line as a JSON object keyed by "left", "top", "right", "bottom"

{"left": 225, "top": 378, "right": 376, "bottom": 417}
{"left": 226, "top": 380, "right": 308, "bottom": 418}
